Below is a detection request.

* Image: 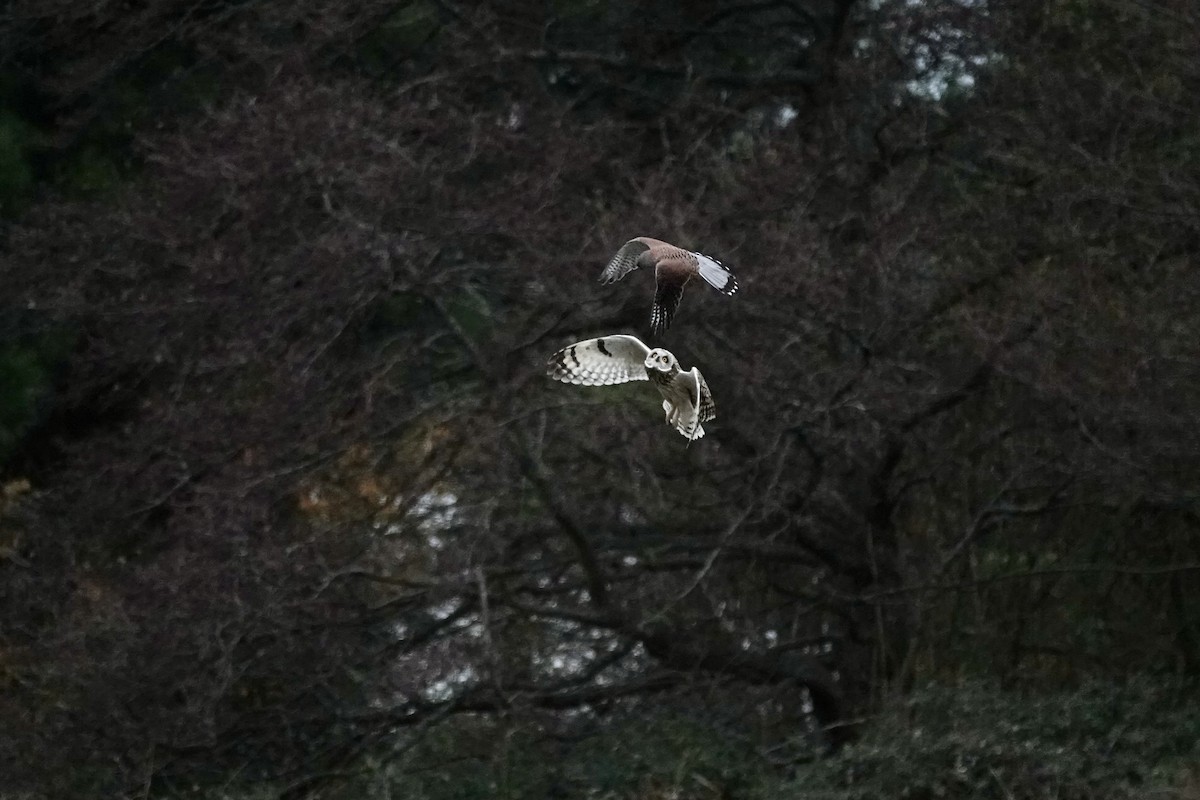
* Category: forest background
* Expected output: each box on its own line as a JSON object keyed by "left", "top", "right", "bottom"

{"left": 1, "top": 1, "right": 1199, "bottom": 798}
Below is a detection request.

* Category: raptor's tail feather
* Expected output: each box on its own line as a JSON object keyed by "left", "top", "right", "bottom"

{"left": 695, "top": 253, "right": 738, "bottom": 295}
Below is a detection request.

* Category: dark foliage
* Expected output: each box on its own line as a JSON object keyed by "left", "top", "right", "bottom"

{"left": 1, "top": 1, "right": 1198, "bottom": 797}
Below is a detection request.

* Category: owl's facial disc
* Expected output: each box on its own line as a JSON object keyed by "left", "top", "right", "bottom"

{"left": 645, "top": 349, "right": 675, "bottom": 371}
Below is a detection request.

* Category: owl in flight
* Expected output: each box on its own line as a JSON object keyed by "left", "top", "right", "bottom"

{"left": 599, "top": 237, "right": 738, "bottom": 335}
{"left": 547, "top": 334, "right": 716, "bottom": 441}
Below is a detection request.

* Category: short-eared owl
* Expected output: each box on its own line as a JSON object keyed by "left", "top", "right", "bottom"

{"left": 547, "top": 334, "right": 716, "bottom": 441}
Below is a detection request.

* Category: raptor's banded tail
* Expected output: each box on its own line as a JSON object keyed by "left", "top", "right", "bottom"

{"left": 694, "top": 253, "right": 738, "bottom": 295}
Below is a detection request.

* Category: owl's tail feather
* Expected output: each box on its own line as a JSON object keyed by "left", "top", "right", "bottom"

{"left": 664, "top": 401, "right": 704, "bottom": 443}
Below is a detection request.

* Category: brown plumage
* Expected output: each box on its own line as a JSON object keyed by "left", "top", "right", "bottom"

{"left": 599, "top": 236, "right": 738, "bottom": 335}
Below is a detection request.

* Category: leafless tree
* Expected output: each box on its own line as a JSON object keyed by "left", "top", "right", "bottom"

{"left": 1, "top": 0, "right": 1197, "bottom": 796}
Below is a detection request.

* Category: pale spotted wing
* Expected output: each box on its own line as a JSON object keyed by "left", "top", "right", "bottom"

{"left": 546, "top": 335, "right": 651, "bottom": 386}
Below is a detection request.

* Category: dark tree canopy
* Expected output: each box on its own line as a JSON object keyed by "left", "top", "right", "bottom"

{"left": 1, "top": 1, "right": 1198, "bottom": 798}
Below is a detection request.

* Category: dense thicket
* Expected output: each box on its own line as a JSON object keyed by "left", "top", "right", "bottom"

{"left": 1, "top": 1, "right": 1198, "bottom": 797}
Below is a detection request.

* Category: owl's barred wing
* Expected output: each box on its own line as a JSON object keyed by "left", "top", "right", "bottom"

{"left": 546, "top": 335, "right": 651, "bottom": 386}
{"left": 599, "top": 239, "right": 651, "bottom": 284}
{"left": 693, "top": 368, "right": 716, "bottom": 422}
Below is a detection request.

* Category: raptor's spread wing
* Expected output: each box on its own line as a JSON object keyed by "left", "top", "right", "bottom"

{"left": 599, "top": 239, "right": 651, "bottom": 284}
{"left": 651, "top": 259, "right": 692, "bottom": 334}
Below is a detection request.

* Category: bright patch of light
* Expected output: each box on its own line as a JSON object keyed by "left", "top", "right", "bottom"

{"left": 411, "top": 489, "right": 459, "bottom": 532}
{"left": 422, "top": 666, "right": 478, "bottom": 702}
{"left": 430, "top": 599, "right": 460, "bottom": 621}
{"left": 504, "top": 103, "right": 523, "bottom": 130}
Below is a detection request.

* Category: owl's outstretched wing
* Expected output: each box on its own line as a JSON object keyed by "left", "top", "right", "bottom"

{"left": 546, "top": 335, "right": 651, "bottom": 386}
{"left": 599, "top": 239, "right": 651, "bottom": 284}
